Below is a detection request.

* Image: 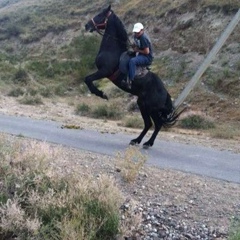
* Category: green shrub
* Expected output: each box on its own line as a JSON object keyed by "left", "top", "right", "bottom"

{"left": 26, "top": 60, "right": 80, "bottom": 79}
{"left": 13, "top": 68, "right": 29, "bottom": 84}
{"left": 229, "top": 217, "right": 240, "bottom": 240}
{"left": 18, "top": 94, "right": 43, "bottom": 105}
{"left": 7, "top": 88, "right": 25, "bottom": 97}
{"left": 27, "top": 87, "right": 38, "bottom": 96}
{"left": 75, "top": 103, "right": 91, "bottom": 116}
{"left": 39, "top": 86, "right": 53, "bottom": 98}
{"left": 84, "top": 199, "right": 119, "bottom": 239}
{"left": 179, "top": 115, "right": 215, "bottom": 130}
{"left": 5, "top": 23, "right": 23, "bottom": 38}
{"left": 121, "top": 116, "right": 144, "bottom": 129}
{"left": 92, "top": 104, "right": 122, "bottom": 120}
{"left": 54, "top": 84, "right": 67, "bottom": 96}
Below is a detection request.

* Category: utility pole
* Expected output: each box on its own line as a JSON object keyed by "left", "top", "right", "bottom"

{"left": 174, "top": 9, "right": 240, "bottom": 108}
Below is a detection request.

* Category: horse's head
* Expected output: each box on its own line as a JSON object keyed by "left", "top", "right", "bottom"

{"left": 85, "top": 5, "right": 112, "bottom": 32}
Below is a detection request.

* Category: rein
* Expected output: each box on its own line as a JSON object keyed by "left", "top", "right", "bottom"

{"left": 91, "top": 11, "right": 112, "bottom": 32}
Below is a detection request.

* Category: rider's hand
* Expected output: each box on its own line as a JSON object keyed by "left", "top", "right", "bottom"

{"left": 131, "top": 43, "right": 136, "bottom": 48}
{"left": 133, "top": 46, "right": 138, "bottom": 52}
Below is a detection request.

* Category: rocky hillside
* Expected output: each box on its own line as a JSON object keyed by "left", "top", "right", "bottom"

{"left": 0, "top": 0, "right": 239, "bottom": 124}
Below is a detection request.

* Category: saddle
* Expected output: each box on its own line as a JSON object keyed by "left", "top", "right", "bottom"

{"left": 119, "top": 51, "right": 151, "bottom": 79}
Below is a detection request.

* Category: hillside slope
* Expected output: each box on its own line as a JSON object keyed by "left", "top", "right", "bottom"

{"left": 0, "top": 0, "right": 239, "bottom": 124}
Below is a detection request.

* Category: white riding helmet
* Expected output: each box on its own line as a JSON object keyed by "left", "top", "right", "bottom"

{"left": 132, "top": 22, "right": 144, "bottom": 33}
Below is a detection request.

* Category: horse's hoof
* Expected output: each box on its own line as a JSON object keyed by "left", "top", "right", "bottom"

{"left": 143, "top": 143, "right": 152, "bottom": 149}
{"left": 129, "top": 140, "right": 137, "bottom": 146}
{"left": 142, "top": 144, "right": 150, "bottom": 149}
{"left": 102, "top": 93, "right": 108, "bottom": 100}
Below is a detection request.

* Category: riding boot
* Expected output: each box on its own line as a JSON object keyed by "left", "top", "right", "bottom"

{"left": 121, "top": 77, "right": 132, "bottom": 89}
{"left": 127, "top": 78, "right": 132, "bottom": 89}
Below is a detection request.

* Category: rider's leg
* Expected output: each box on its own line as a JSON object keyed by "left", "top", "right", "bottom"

{"left": 128, "top": 55, "right": 151, "bottom": 81}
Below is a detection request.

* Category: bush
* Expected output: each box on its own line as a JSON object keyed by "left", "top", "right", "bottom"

{"left": 26, "top": 60, "right": 80, "bottom": 79}
{"left": 75, "top": 103, "right": 91, "bottom": 116}
{"left": 13, "top": 68, "right": 29, "bottom": 85}
{"left": 116, "top": 147, "right": 147, "bottom": 183}
{"left": 5, "top": 23, "right": 23, "bottom": 38}
{"left": 18, "top": 94, "right": 43, "bottom": 105}
{"left": 54, "top": 84, "right": 67, "bottom": 96}
{"left": 92, "top": 104, "right": 122, "bottom": 120}
{"left": 121, "top": 116, "right": 144, "bottom": 129}
{"left": 229, "top": 217, "right": 240, "bottom": 240}
{"left": 179, "top": 115, "right": 215, "bottom": 130}
{"left": 0, "top": 137, "right": 123, "bottom": 240}
{"left": 7, "top": 87, "right": 25, "bottom": 97}
{"left": 39, "top": 86, "right": 53, "bottom": 98}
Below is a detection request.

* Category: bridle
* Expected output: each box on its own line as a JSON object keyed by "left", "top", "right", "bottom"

{"left": 90, "top": 10, "right": 132, "bottom": 48}
{"left": 91, "top": 10, "right": 112, "bottom": 34}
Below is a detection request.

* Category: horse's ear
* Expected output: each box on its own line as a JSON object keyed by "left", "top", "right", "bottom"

{"left": 107, "top": 5, "right": 111, "bottom": 11}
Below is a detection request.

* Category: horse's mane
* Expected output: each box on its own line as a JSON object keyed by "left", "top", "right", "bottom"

{"left": 111, "top": 11, "right": 129, "bottom": 47}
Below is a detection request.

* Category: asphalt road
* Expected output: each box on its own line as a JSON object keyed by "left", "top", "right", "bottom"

{"left": 0, "top": 113, "right": 239, "bottom": 183}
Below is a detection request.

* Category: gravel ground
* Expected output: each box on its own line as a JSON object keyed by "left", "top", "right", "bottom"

{"left": 0, "top": 95, "right": 240, "bottom": 239}
{"left": 52, "top": 146, "right": 240, "bottom": 240}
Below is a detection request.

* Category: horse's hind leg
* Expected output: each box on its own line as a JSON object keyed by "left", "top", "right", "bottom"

{"left": 85, "top": 70, "right": 109, "bottom": 99}
{"left": 130, "top": 103, "right": 152, "bottom": 146}
{"left": 142, "top": 111, "right": 162, "bottom": 148}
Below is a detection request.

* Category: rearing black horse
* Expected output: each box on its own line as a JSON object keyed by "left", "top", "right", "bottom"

{"left": 85, "top": 5, "right": 182, "bottom": 148}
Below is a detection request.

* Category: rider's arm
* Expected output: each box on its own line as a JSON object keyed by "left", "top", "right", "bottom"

{"left": 133, "top": 46, "right": 149, "bottom": 55}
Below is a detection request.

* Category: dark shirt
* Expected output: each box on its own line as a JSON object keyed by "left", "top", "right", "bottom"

{"left": 134, "top": 33, "right": 153, "bottom": 61}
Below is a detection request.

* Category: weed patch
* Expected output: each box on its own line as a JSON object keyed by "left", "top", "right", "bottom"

{"left": 229, "top": 217, "right": 240, "bottom": 240}
{"left": 179, "top": 114, "right": 215, "bottom": 130}
{"left": 13, "top": 68, "right": 29, "bottom": 85}
{"left": 121, "top": 116, "right": 144, "bottom": 129}
{"left": 7, "top": 87, "right": 25, "bottom": 97}
{"left": 0, "top": 137, "right": 123, "bottom": 240}
{"left": 116, "top": 147, "right": 147, "bottom": 183}
{"left": 210, "top": 125, "right": 236, "bottom": 139}
{"left": 18, "top": 94, "right": 43, "bottom": 105}
{"left": 92, "top": 103, "right": 123, "bottom": 120}
{"left": 75, "top": 103, "right": 91, "bottom": 116}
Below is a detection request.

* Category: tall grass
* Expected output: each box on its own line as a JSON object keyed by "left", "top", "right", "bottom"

{"left": 0, "top": 136, "right": 123, "bottom": 240}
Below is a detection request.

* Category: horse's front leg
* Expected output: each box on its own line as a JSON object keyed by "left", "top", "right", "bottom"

{"left": 85, "top": 71, "right": 108, "bottom": 100}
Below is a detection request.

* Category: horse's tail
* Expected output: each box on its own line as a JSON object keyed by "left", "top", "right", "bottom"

{"left": 160, "top": 93, "right": 187, "bottom": 127}
{"left": 162, "top": 106, "right": 186, "bottom": 127}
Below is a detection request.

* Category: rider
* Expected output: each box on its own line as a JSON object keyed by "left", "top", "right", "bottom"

{"left": 127, "top": 22, "right": 153, "bottom": 88}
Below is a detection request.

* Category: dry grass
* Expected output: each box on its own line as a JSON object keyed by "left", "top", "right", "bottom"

{"left": 120, "top": 115, "right": 144, "bottom": 129}
{"left": 115, "top": 146, "right": 147, "bottom": 183}
{"left": 0, "top": 136, "right": 124, "bottom": 239}
{"left": 209, "top": 124, "right": 237, "bottom": 139}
